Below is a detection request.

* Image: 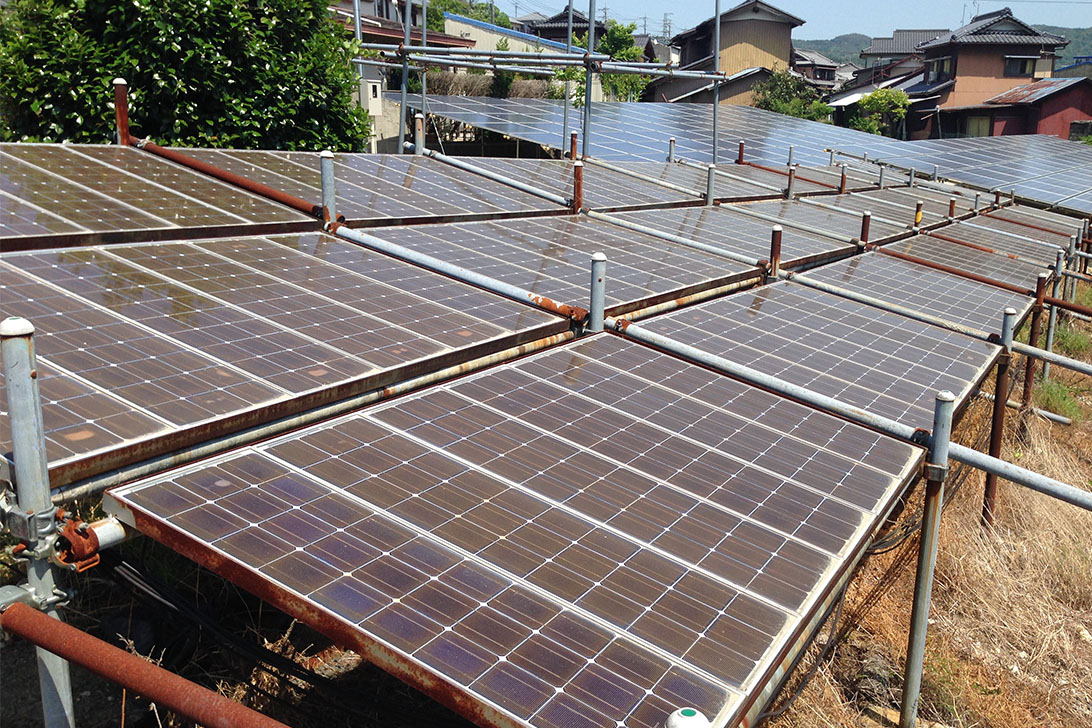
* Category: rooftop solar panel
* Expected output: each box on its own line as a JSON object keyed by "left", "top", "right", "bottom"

{"left": 984, "top": 207, "right": 1083, "bottom": 238}
{"left": 106, "top": 334, "right": 923, "bottom": 728}
{"left": 0, "top": 232, "right": 566, "bottom": 484}
{"left": 635, "top": 282, "right": 999, "bottom": 429}
{"left": 178, "top": 149, "right": 567, "bottom": 224}
{"left": 886, "top": 235, "right": 1045, "bottom": 290}
{"left": 363, "top": 215, "right": 763, "bottom": 316}
{"left": 610, "top": 206, "right": 857, "bottom": 269}
{"left": 930, "top": 222, "right": 1060, "bottom": 266}
{"left": 727, "top": 200, "right": 904, "bottom": 241}
{"left": 798, "top": 252, "right": 1033, "bottom": 332}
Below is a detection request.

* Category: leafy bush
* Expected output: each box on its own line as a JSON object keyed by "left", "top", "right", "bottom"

{"left": 0, "top": 0, "right": 370, "bottom": 150}
{"left": 848, "top": 88, "right": 909, "bottom": 137}
{"left": 751, "top": 69, "right": 832, "bottom": 121}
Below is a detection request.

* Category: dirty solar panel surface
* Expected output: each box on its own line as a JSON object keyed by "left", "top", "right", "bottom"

{"left": 0, "top": 144, "right": 311, "bottom": 239}
{"left": 984, "top": 207, "right": 1083, "bottom": 239}
{"left": 107, "top": 335, "right": 923, "bottom": 728}
{"left": 472, "top": 159, "right": 700, "bottom": 209}
{"left": 933, "top": 222, "right": 1061, "bottom": 266}
{"left": 617, "top": 162, "right": 831, "bottom": 199}
{"left": 610, "top": 206, "right": 856, "bottom": 268}
{"left": 887, "top": 235, "right": 1045, "bottom": 291}
{"left": 365, "top": 215, "right": 762, "bottom": 315}
{"left": 961, "top": 215, "right": 1074, "bottom": 250}
{"left": 410, "top": 95, "right": 898, "bottom": 167}
{"left": 178, "top": 149, "right": 566, "bottom": 223}
{"left": 730, "top": 199, "right": 905, "bottom": 241}
{"left": 798, "top": 252, "right": 1033, "bottom": 332}
{"left": 637, "top": 282, "right": 999, "bottom": 429}
{"left": 801, "top": 192, "right": 946, "bottom": 229}
{"left": 0, "top": 232, "right": 564, "bottom": 475}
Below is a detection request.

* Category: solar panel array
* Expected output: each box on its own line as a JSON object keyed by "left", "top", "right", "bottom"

{"left": 0, "top": 233, "right": 566, "bottom": 479}
{"left": 108, "top": 335, "right": 923, "bottom": 728}
{"left": 886, "top": 235, "right": 1046, "bottom": 290}
{"left": 0, "top": 144, "right": 312, "bottom": 242}
{"left": 727, "top": 199, "right": 906, "bottom": 241}
{"left": 931, "top": 221, "right": 1062, "bottom": 266}
{"left": 411, "top": 95, "right": 900, "bottom": 167}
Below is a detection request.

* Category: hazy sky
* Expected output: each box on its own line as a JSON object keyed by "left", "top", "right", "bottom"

{"left": 502, "top": 1, "right": 1092, "bottom": 40}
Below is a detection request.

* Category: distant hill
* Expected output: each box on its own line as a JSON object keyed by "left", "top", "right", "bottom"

{"left": 793, "top": 33, "right": 870, "bottom": 65}
{"left": 1034, "top": 25, "right": 1092, "bottom": 66}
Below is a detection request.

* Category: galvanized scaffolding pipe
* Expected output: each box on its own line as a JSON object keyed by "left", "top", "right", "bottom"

{"left": 711, "top": 0, "right": 721, "bottom": 165}
{"left": 583, "top": 209, "right": 764, "bottom": 267}
{"left": 982, "top": 308, "right": 1017, "bottom": 527}
{"left": 785, "top": 165, "right": 796, "bottom": 200}
{"left": 404, "top": 54, "right": 554, "bottom": 76}
{"left": 407, "top": 145, "right": 570, "bottom": 206}
{"left": 1, "top": 318, "right": 75, "bottom": 728}
{"left": 909, "top": 168, "right": 916, "bottom": 186}
{"left": 589, "top": 253, "right": 606, "bottom": 333}
{"left": 582, "top": 0, "right": 596, "bottom": 159}
{"left": 706, "top": 164, "right": 717, "bottom": 205}
{"left": 561, "top": 1, "right": 574, "bottom": 152}
{"left": 413, "top": 113, "right": 425, "bottom": 155}
{"left": 899, "top": 391, "right": 955, "bottom": 728}
{"left": 878, "top": 165, "right": 886, "bottom": 188}
{"left": 668, "top": 137, "right": 676, "bottom": 163}
{"left": 980, "top": 392, "right": 1071, "bottom": 426}
{"left": 607, "top": 316, "right": 1092, "bottom": 510}
{"left": 1043, "top": 250, "right": 1064, "bottom": 380}
{"left": 331, "top": 222, "right": 587, "bottom": 321}
{"left": 319, "top": 150, "right": 337, "bottom": 222}
{"left": 360, "top": 42, "right": 610, "bottom": 60}
{"left": 397, "top": 0, "right": 410, "bottom": 154}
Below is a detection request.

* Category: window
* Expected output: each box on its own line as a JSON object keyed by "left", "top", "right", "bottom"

{"left": 929, "top": 57, "right": 952, "bottom": 83}
{"left": 1004, "top": 56, "right": 1035, "bottom": 77}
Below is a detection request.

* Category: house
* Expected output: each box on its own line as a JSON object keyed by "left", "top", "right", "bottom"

{"left": 860, "top": 29, "right": 947, "bottom": 66}
{"left": 647, "top": 0, "right": 804, "bottom": 106}
{"left": 1056, "top": 56, "right": 1092, "bottom": 79}
{"left": 914, "top": 7, "right": 1067, "bottom": 112}
{"left": 513, "top": 11, "right": 547, "bottom": 35}
{"left": 937, "top": 76, "right": 1092, "bottom": 138}
{"left": 835, "top": 62, "right": 862, "bottom": 88}
{"left": 792, "top": 48, "right": 837, "bottom": 90}
{"left": 527, "top": 7, "right": 605, "bottom": 48}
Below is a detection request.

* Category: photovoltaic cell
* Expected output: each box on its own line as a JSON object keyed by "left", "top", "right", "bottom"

{"left": 728, "top": 200, "right": 905, "bottom": 241}
{"left": 932, "top": 221, "right": 1060, "bottom": 266}
{"left": 983, "top": 207, "right": 1083, "bottom": 239}
{"left": 635, "top": 282, "right": 999, "bottom": 429}
{"left": 887, "top": 235, "right": 1045, "bottom": 290}
{"left": 799, "top": 252, "right": 1033, "bottom": 332}
{"left": 610, "top": 206, "right": 856, "bottom": 269}
{"left": 107, "top": 335, "right": 922, "bottom": 728}
{"left": 364, "top": 215, "right": 762, "bottom": 315}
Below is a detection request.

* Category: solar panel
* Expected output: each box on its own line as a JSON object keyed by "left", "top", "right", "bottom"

{"left": 727, "top": 200, "right": 905, "bottom": 241}
{"left": 364, "top": 215, "right": 763, "bottom": 315}
{"left": 985, "top": 207, "right": 1084, "bottom": 238}
{"left": 964, "top": 215, "right": 1073, "bottom": 248}
{"left": 0, "top": 232, "right": 566, "bottom": 483}
{"left": 635, "top": 282, "right": 999, "bottom": 429}
{"left": 886, "top": 235, "right": 1045, "bottom": 290}
{"left": 930, "top": 222, "right": 1060, "bottom": 266}
{"left": 106, "top": 334, "right": 923, "bottom": 728}
{"left": 479, "top": 159, "right": 703, "bottom": 208}
{"left": 0, "top": 144, "right": 312, "bottom": 241}
{"left": 411, "top": 96, "right": 900, "bottom": 167}
{"left": 801, "top": 193, "right": 946, "bottom": 229}
{"left": 610, "top": 206, "right": 857, "bottom": 269}
{"left": 798, "top": 251, "right": 1033, "bottom": 332}
{"left": 178, "top": 149, "right": 568, "bottom": 223}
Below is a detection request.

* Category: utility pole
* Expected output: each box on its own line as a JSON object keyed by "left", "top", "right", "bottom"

{"left": 601, "top": 6, "right": 608, "bottom": 24}
{"left": 662, "top": 13, "right": 672, "bottom": 39}
{"left": 641, "top": 15, "right": 648, "bottom": 34}
{"left": 490, "top": 0, "right": 495, "bottom": 24}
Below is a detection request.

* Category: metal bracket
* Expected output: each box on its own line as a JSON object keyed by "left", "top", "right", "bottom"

{"left": 923, "top": 463, "right": 949, "bottom": 482}
{"left": 0, "top": 582, "right": 69, "bottom": 615}
{"left": 0, "top": 489, "right": 55, "bottom": 544}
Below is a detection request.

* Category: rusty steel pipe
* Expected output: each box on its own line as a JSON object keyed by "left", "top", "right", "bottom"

{"left": 1, "top": 602, "right": 289, "bottom": 728}
{"left": 995, "top": 190, "right": 1002, "bottom": 206}
{"left": 983, "top": 308, "right": 1016, "bottom": 528}
{"left": 785, "top": 165, "right": 797, "bottom": 200}
{"left": 737, "top": 140, "right": 744, "bottom": 164}
{"left": 570, "top": 131, "right": 578, "bottom": 160}
{"left": 860, "top": 211, "right": 872, "bottom": 244}
{"left": 913, "top": 200, "right": 924, "bottom": 229}
{"left": 769, "top": 225, "right": 783, "bottom": 280}
{"left": 839, "top": 165, "right": 847, "bottom": 195}
{"left": 572, "top": 161, "right": 584, "bottom": 213}
{"left": 113, "top": 79, "right": 130, "bottom": 147}
{"left": 948, "top": 197, "right": 957, "bottom": 219}
{"left": 132, "top": 138, "right": 322, "bottom": 217}
{"left": 1022, "top": 273, "right": 1049, "bottom": 407}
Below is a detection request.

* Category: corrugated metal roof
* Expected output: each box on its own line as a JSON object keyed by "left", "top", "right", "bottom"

{"left": 986, "top": 76, "right": 1089, "bottom": 104}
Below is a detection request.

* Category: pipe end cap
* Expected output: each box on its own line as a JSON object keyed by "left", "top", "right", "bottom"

{"left": 1004, "top": 307, "right": 1018, "bottom": 316}
{"left": 320, "top": 150, "right": 335, "bottom": 159}
{"left": 591, "top": 252, "right": 606, "bottom": 262}
{"left": 113, "top": 77, "right": 127, "bottom": 86}
{"left": 937, "top": 390, "right": 956, "bottom": 403}
{"left": 573, "top": 160, "right": 584, "bottom": 167}
{"left": 772, "top": 224, "right": 783, "bottom": 231}
{"left": 0, "top": 317, "right": 34, "bottom": 338}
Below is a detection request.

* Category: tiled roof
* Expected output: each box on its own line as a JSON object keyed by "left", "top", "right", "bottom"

{"left": 793, "top": 48, "right": 837, "bottom": 67}
{"left": 861, "top": 30, "right": 948, "bottom": 57}
{"left": 918, "top": 7, "right": 1067, "bottom": 50}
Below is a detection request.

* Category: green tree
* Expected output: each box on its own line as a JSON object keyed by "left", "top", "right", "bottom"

{"left": 750, "top": 68, "right": 832, "bottom": 121}
{"left": 0, "top": 0, "right": 370, "bottom": 149}
{"left": 489, "top": 37, "right": 515, "bottom": 98}
{"left": 596, "top": 21, "right": 650, "bottom": 102}
{"left": 427, "top": 0, "right": 511, "bottom": 33}
{"left": 849, "top": 88, "right": 910, "bottom": 137}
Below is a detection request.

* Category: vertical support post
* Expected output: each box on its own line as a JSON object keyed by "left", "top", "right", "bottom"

{"left": 786, "top": 145, "right": 794, "bottom": 168}
{"left": 1021, "top": 273, "right": 1048, "bottom": 408}
{"left": 1010, "top": 188, "right": 1016, "bottom": 204}
{"left": 982, "top": 307, "right": 1017, "bottom": 528}
{"left": 397, "top": 0, "right": 411, "bottom": 154}
{"left": 908, "top": 168, "right": 916, "bottom": 187}
{"left": 1043, "top": 250, "right": 1064, "bottom": 380}
{"left": 588, "top": 253, "right": 606, "bottom": 333}
{"left": 932, "top": 164, "right": 939, "bottom": 180}
{"left": 898, "top": 390, "right": 956, "bottom": 728}
{"left": 562, "top": 0, "right": 574, "bottom": 153}
{"left": 420, "top": 0, "right": 429, "bottom": 103}
{"left": 667, "top": 137, "right": 676, "bottom": 163}
{"left": 863, "top": 152, "right": 869, "bottom": 163}
{"left": 736, "top": 140, "right": 744, "bottom": 165}
{"left": 860, "top": 211, "right": 872, "bottom": 244}
{"left": 572, "top": 160, "right": 584, "bottom": 213}
{"left": 1, "top": 318, "right": 76, "bottom": 728}
{"left": 913, "top": 200, "right": 924, "bottom": 230}
{"left": 1066, "top": 234, "right": 1078, "bottom": 302}
{"left": 974, "top": 193, "right": 981, "bottom": 213}
{"left": 828, "top": 149, "right": 835, "bottom": 165}
{"left": 994, "top": 190, "right": 1002, "bottom": 206}
{"left": 838, "top": 164, "right": 847, "bottom": 195}
{"left": 878, "top": 165, "right": 886, "bottom": 188}
{"left": 581, "top": 0, "right": 596, "bottom": 160}
{"left": 711, "top": 0, "right": 721, "bottom": 165}
{"left": 113, "top": 78, "right": 130, "bottom": 147}
{"left": 785, "top": 164, "right": 796, "bottom": 200}
{"left": 353, "top": 0, "right": 364, "bottom": 77}
{"left": 319, "top": 151, "right": 337, "bottom": 223}
{"left": 705, "top": 164, "right": 717, "bottom": 205}
{"left": 948, "top": 197, "right": 957, "bottom": 220}
{"left": 413, "top": 113, "right": 425, "bottom": 154}
{"left": 769, "top": 225, "right": 782, "bottom": 280}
